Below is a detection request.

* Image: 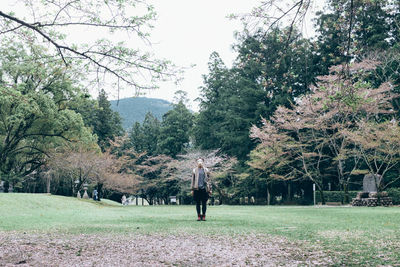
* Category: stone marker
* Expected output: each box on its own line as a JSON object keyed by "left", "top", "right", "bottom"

{"left": 363, "top": 174, "right": 381, "bottom": 192}
{"left": 352, "top": 173, "right": 392, "bottom": 207}
{"left": 82, "top": 190, "right": 89, "bottom": 199}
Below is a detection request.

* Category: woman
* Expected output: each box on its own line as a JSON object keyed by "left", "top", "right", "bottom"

{"left": 191, "top": 158, "right": 212, "bottom": 221}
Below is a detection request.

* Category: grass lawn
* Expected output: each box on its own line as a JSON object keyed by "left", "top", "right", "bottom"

{"left": 1, "top": 193, "right": 400, "bottom": 265}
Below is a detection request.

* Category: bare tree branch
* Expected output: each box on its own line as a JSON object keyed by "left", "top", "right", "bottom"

{"left": 0, "top": 0, "right": 180, "bottom": 92}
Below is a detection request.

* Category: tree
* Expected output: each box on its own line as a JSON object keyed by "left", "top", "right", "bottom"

{"left": 249, "top": 61, "right": 398, "bottom": 203}
{"left": 234, "top": 27, "right": 316, "bottom": 116}
{"left": 343, "top": 120, "right": 400, "bottom": 192}
{"left": 0, "top": 0, "right": 179, "bottom": 92}
{"left": 314, "top": 0, "right": 393, "bottom": 75}
{"left": 195, "top": 28, "right": 316, "bottom": 159}
{"left": 47, "top": 146, "right": 140, "bottom": 198}
{"left": 173, "top": 90, "right": 190, "bottom": 107}
{"left": 230, "top": 0, "right": 313, "bottom": 45}
{"left": 127, "top": 112, "right": 160, "bottom": 155}
{"left": 134, "top": 154, "right": 177, "bottom": 205}
{"left": 140, "top": 112, "right": 161, "bottom": 155}
{"left": 235, "top": 0, "right": 398, "bottom": 77}
{"left": 0, "top": 40, "right": 92, "bottom": 184}
{"left": 69, "top": 94, "right": 98, "bottom": 129}
{"left": 306, "top": 62, "right": 395, "bottom": 200}
{"left": 93, "top": 89, "right": 123, "bottom": 150}
{"left": 142, "top": 112, "right": 161, "bottom": 155}
{"left": 158, "top": 101, "right": 193, "bottom": 158}
{"left": 169, "top": 149, "right": 237, "bottom": 204}
{"left": 129, "top": 122, "right": 145, "bottom": 153}
{"left": 248, "top": 121, "right": 294, "bottom": 204}
{"left": 194, "top": 52, "right": 230, "bottom": 151}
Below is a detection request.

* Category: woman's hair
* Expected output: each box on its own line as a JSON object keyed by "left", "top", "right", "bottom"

{"left": 197, "top": 158, "right": 205, "bottom": 164}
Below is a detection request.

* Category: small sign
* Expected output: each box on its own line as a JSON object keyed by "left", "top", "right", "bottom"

{"left": 313, "top": 184, "right": 315, "bottom": 191}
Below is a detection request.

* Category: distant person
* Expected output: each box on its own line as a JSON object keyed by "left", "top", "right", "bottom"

{"left": 93, "top": 189, "right": 98, "bottom": 201}
{"left": 121, "top": 194, "right": 127, "bottom": 205}
{"left": 191, "top": 158, "right": 212, "bottom": 221}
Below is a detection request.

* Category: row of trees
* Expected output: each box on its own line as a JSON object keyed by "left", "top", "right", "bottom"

{"left": 0, "top": 44, "right": 225, "bottom": 203}
{"left": 0, "top": 35, "right": 228, "bottom": 203}
{"left": 0, "top": 0, "right": 201, "bottom": 203}
{"left": 194, "top": 0, "right": 400, "bottom": 204}
{"left": 249, "top": 62, "right": 400, "bottom": 204}
{"left": 129, "top": 93, "right": 193, "bottom": 158}
{"left": 2, "top": 0, "right": 400, "bottom": 205}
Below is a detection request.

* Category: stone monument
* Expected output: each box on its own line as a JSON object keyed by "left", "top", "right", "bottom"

{"left": 363, "top": 174, "right": 379, "bottom": 193}
{"left": 352, "top": 174, "right": 392, "bottom": 207}
{"left": 82, "top": 183, "right": 89, "bottom": 199}
{"left": 82, "top": 189, "right": 89, "bottom": 199}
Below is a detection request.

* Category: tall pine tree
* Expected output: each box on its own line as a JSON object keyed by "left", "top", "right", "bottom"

{"left": 158, "top": 101, "right": 193, "bottom": 158}
{"left": 94, "top": 89, "right": 123, "bottom": 150}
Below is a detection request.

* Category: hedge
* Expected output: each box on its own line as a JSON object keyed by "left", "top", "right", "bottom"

{"left": 315, "top": 191, "right": 358, "bottom": 204}
{"left": 315, "top": 189, "right": 400, "bottom": 205}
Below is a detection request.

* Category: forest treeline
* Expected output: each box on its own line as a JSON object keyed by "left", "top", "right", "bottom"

{"left": 1, "top": 0, "right": 400, "bottom": 204}
{"left": 110, "top": 97, "right": 173, "bottom": 129}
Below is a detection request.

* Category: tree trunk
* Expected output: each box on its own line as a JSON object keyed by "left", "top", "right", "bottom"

{"left": 343, "top": 183, "right": 349, "bottom": 204}
{"left": 266, "top": 184, "right": 271, "bottom": 205}
{"left": 97, "top": 183, "right": 103, "bottom": 201}
{"left": 319, "top": 188, "right": 325, "bottom": 205}
{"left": 46, "top": 175, "right": 51, "bottom": 194}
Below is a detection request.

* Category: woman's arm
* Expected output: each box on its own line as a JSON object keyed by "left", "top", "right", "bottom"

{"left": 191, "top": 170, "right": 195, "bottom": 196}
{"left": 206, "top": 169, "right": 212, "bottom": 194}
{"left": 190, "top": 169, "right": 195, "bottom": 189}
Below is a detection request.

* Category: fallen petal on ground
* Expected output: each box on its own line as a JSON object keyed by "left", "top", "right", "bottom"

{"left": 0, "top": 232, "right": 333, "bottom": 266}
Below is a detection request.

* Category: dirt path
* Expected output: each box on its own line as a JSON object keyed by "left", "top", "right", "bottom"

{"left": 0, "top": 232, "right": 332, "bottom": 266}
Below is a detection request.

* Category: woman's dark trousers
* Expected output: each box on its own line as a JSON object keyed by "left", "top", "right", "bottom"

{"left": 193, "top": 188, "right": 208, "bottom": 215}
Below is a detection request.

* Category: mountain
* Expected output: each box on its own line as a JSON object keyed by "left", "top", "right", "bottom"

{"left": 110, "top": 97, "right": 172, "bottom": 129}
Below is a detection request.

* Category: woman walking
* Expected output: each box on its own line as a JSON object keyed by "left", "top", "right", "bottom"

{"left": 191, "top": 158, "right": 212, "bottom": 221}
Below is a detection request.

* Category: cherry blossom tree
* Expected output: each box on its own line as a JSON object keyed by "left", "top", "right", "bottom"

{"left": 250, "top": 60, "right": 399, "bottom": 203}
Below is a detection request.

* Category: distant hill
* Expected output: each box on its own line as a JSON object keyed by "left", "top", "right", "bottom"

{"left": 110, "top": 97, "right": 172, "bottom": 130}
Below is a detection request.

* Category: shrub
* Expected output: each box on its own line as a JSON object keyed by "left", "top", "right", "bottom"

{"left": 387, "top": 188, "right": 400, "bottom": 205}
{"left": 295, "top": 197, "right": 313, "bottom": 205}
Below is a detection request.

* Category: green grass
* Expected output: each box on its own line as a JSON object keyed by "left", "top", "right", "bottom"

{"left": 1, "top": 193, "right": 400, "bottom": 265}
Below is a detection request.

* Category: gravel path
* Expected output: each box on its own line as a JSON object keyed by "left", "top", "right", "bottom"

{"left": 0, "top": 232, "right": 332, "bottom": 266}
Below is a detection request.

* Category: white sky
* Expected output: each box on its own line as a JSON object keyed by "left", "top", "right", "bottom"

{"left": 128, "top": 0, "right": 322, "bottom": 110}
{"left": 132, "top": 0, "right": 263, "bottom": 110}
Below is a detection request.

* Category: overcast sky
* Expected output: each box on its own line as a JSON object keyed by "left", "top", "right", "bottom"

{"left": 136, "top": 0, "right": 321, "bottom": 110}
{"left": 133, "top": 0, "right": 263, "bottom": 110}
